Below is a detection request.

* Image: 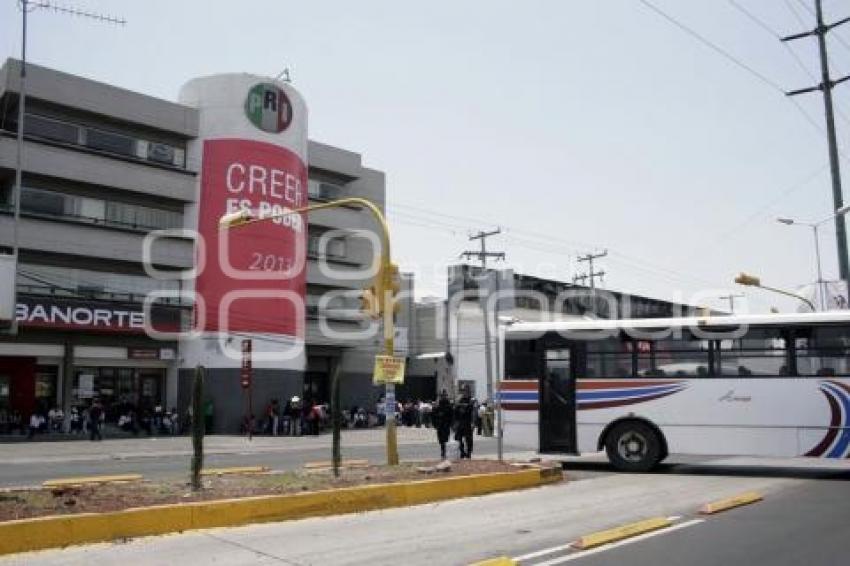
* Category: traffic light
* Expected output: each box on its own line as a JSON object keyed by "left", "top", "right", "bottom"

{"left": 361, "top": 286, "right": 381, "bottom": 319}
{"left": 734, "top": 272, "right": 761, "bottom": 287}
{"left": 360, "top": 262, "right": 401, "bottom": 319}
{"left": 384, "top": 262, "right": 402, "bottom": 317}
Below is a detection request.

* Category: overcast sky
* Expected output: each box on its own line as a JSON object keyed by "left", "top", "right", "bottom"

{"left": 3, "top": 0, "right": 850, "bottom": 313}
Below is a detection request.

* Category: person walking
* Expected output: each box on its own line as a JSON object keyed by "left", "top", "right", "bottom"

{"left": 88, "top": 399, "right": 103, "bottom": 441}
{"left": 454, "top": 386, "right": 475, "bottom": 458}
{"left": 432, "top": 390, "right": 454, "bottom": 460}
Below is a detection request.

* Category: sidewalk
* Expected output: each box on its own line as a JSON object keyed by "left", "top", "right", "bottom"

{"left": 2, "top": 427, "right": 442, "bottom": 465}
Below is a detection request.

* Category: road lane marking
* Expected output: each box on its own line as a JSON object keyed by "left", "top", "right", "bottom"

{"left": 514, "top": 543, "right": 574, "bottom": 562}
{"left": 534, "top": 519, "right": 705, "bottom": 565}
{"left": 699, "top": 491, "right": 763, "bottom": 514}
{"left": 512, "top": 517, "right": 681, "bottom": 562}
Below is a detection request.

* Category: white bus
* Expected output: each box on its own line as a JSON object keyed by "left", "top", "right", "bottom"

{"left": 500, "top": 312, "right": 850, "bottom": 471}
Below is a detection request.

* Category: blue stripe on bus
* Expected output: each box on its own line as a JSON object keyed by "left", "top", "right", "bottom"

{"left": 576, "top": 384, "right": 683, "bottom": 401}
{"left": 823, "top": 383, "right": 850, "bottom": 458}
{"left": 499, "top": 392, "right": 538, "bottom": 401}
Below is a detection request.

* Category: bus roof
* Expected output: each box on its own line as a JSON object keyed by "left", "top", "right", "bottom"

{"left": 505, "top": 311, "right": 850, "bottom": 338}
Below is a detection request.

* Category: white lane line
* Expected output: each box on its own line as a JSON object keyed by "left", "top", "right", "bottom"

{"left": 514, "top": 543, "right": 574, "bottom": 562}
{"left": 532, "top": 519, "right": 705, "bottom": 565}
{"left": 513, "top": 516, "right": 681, "bottom": 563}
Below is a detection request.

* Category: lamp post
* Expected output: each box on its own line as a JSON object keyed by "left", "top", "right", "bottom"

{"left": 220, "top": 197, "right": 400, "bottom": 465}
{"left": 777, "top": 204, "right": 850, "bottom": 310}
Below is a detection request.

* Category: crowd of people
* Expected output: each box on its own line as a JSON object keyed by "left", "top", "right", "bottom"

{"left": 3, "top": 387, "right": 496, "bottom": 449}
{"left": 253, "top": 388, "right": 496, "bottom": 451}
{"left": 255, "top": 397, "right": 332, "bottom": 436}
{"left": 2, "top": 400, "right": 193, "bottom": 441}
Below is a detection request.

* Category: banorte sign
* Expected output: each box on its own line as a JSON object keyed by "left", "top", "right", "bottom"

{"left": 179, "top": 75, "right": 308, "bottom": 365}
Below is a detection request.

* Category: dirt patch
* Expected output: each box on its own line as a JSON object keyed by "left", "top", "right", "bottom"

{"left": 0, "top": 460, "right": 557, "bottom": 522}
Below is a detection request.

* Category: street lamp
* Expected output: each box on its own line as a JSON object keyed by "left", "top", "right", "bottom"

{"left": 776, "top": 204, "right": 850, "bottom": 310}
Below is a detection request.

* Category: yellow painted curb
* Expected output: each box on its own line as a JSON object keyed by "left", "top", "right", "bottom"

{"left": 572, "top": 516, "right": 672, "bottom": 550}
{"left": 200, "top": 466, "right": 269, "bottom": 476}
{"left": 42, "top": 474, "right": 143, "bottom": 489}
{"left": 303, "top": 459, "right": 369, "bottom": 469}
{"left": 468, "top": 557, "right": 517, "bottom": 566}
{"left": 469, "top": 556, "right": 519, "bottom": 566}
{"left": 699, "top": 491, "right": 763, "bottom": 515}
{"left": 0, "top": 466, "right": 562, "bottom": 557}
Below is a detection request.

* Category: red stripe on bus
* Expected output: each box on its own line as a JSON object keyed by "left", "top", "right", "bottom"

{"left": 500, "top": 381, "right": 539, "bottom": 391}
{"left": 502, "top": 403, "right": 538, "bottom": 411}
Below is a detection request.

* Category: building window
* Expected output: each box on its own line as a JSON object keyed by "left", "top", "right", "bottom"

{"left": 17, "top": 263, "right": 181, "bottom": 304}
{"left": 6, "top": 113, "right": 186, "bottom": 168}
{"left": 24, "top": 114, "right": 80, "bottom": 144}
{"left": 18, "top": 186, "right": 182, "bottom": 231}
{"left": 85, "top": 128, "right": 136, "bottom": 156}
{"left": 308, "top": 180, "right": 344, "bottom": 201}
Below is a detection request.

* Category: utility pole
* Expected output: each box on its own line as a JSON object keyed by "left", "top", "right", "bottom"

{"left": 719, "top": 293, "right": 744, "bottom": 314}
{"left": 9, "top": 0, "right": 125, "bottom": 338}
{"left": 782, "top": 0, "right": 850, "bottom": 297}
{"left": 461, "top": 229, "right": 504, "bottom": 411}
{"left": 574, "top": 250, "right": 608, "bottom": 290}
{"left": 461, "top": 228, "right": 506, "bottom": 268}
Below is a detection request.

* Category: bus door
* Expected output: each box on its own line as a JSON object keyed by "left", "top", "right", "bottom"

{"left": 540, "top": 348, "right": 577, "bottom": 454}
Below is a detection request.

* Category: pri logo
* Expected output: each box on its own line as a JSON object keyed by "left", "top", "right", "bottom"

{"left": 244, "top": 83, "right": 292, "bottom": 133}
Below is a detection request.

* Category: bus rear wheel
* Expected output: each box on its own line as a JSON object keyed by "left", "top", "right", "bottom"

{"left": 605, "top": 421, "right": 662, "bottom": 472}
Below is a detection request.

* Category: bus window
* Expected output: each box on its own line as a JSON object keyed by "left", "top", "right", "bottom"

{"left": 505, "top": 339, "right": 540, "bottom": 380}
{"left": 794, "top": 327, "right": 850, "bottom": 377}
{"left": 585, "top": 338, "right": 632, "bottom": 378}
{"left": 637, "top": 335, "right": 710, "bottom": 377}
{"left": 718, "top": 328, "right": 788, "bottom": 377}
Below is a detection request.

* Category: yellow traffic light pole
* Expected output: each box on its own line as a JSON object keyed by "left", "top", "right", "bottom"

{"left": 734, "top": 272, "right": 816, "bottom": 312}
{"left": 220, "top": 197, "right": 400, "bottom": 465}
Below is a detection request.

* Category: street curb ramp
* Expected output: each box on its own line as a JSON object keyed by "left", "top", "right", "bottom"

{"left": 0, "top": 466, "right": 562, "bottom": 556}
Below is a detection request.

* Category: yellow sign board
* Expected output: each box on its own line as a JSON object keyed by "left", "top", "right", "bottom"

{"left": 373, "top": 355, "right": 406, "bottom": 385}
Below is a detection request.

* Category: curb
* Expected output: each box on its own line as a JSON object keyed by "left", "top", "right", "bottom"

{"left": 699, "top": 491, "right": 763, "bottom": 515}
{"left": 41, "top": 474, "right": 143, "bottom": 489}
{"left": 0, "top": 467, "right": 562, "bottom": 557}
{"left": 572, "top": 516, "right": 672, "bottom": 550}
{"left": 200, "top": 466, "right": 269, "bottom": 476}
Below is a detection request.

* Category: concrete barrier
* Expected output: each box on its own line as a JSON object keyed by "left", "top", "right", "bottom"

{"left": 0, "top": 466, "right": 562, "bottom": 557}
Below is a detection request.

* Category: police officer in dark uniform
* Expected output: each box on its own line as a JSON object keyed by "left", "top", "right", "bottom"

{"left": 454, "top": 385, "right": 475, "bottom": 458}
{"left": 432, "top": 390, "right": 454, "bottom": 460}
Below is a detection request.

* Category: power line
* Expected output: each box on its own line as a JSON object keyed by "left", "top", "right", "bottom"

{"left": 636, "top": 0, "right": 850, "bottom": 156}
{"left": 637, "top": 0, "right": 786, "bottom": 92}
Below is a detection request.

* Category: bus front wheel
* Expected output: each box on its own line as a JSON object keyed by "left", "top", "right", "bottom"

{"left": 604, "top": 421, "right": 662, "bottom": 472}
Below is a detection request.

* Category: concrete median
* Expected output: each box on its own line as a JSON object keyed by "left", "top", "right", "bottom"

{"left": 0, "top": 466, "right": 562, "bottom": 557}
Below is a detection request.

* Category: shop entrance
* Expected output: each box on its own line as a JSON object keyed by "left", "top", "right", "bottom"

{"left": 72, "top": 367, "right": 165, "bottom": 421}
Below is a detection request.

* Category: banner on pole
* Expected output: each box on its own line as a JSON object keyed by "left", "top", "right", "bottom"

{"left": 373, "top": 355, "right": 405, "bottom": 385}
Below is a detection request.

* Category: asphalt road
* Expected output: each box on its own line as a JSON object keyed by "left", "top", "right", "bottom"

{"left": 0, "top": 429, "right": 540, "bottom": 488}
{"left": 555, "top": 475, "right": 850, "bottom": 566}
{"left": 5, "top": 454, "right": 848, "bottom": 565}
